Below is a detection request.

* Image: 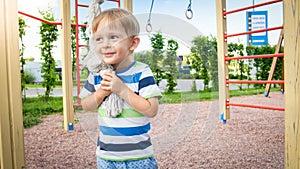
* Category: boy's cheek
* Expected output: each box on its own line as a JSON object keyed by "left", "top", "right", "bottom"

{"left": 95, "top": 45, "right": 102, "bottom": 55}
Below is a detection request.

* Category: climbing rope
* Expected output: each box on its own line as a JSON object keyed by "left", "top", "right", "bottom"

{"left": 185, "top": 0, "right": 193, "bottom": 20}
{"left": 83, "top": 0, "right": 123, "bottom": 117}
{"left": 146, "top": 0, "right": 155, "bottom": 32}
{"left": 86, "top": 0, "right": 104, "bottom": 37}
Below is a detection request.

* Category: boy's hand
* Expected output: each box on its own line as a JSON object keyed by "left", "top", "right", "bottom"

{"left": 100, "top": 72, "right": 127, "bottom": 95}
{"left": 96, "top": 86, "right": 111, "bottom": 97}
{"left": 100, "top": 72, "right": 159, "bottom": 118}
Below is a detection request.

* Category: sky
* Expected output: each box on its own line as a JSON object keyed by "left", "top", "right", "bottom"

{"left": 17, "top": 0, "right": 283, "bottom": 62}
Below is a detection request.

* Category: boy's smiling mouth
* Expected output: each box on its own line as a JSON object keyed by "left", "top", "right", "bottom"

{"left": 103, "top": 52, "right": 116, "bottom": 57}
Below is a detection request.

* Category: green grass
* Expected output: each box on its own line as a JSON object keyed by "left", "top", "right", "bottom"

{"left": 22, "top": 96, "right": 64, "bottom": 128}
{"left": 159, "top": 90, "right": 217, "bottom": 104}
{"left": 159, "top": 87, "right": 277, "bottom": 104}
{"left": 24, "top": 80, "right": 86, "bottom": 88}
{"left": 25, "top": 83, "right": 44, "bottom": 88}
{"left": 22, "top": 87, "right": 280, "bottom": 128}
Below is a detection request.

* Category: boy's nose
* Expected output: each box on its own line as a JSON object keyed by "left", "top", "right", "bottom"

{"left": 102, "top": 39, "right": 112, "bottom": 48}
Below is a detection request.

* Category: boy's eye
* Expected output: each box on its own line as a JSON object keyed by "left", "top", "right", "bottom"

{"left": 95, "top": 37, "right": 103, "bottom": 42}
{"left": 111, "top": 35, "right": 119, "bottom": 39}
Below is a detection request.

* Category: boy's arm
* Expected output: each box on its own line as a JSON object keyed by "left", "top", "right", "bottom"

{"left": 118, "top": 88, "right": 159, "bottom": 117}
{"left": 81, "top": 87, "right": 111, "bottom": 111}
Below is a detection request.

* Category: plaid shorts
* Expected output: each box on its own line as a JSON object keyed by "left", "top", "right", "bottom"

{"left": 97, "top": 157, "right": 158, "bottom": 169}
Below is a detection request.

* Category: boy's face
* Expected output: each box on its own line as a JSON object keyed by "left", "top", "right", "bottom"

{"left": 94, "top": 21, "right": 132, "bottom": 68}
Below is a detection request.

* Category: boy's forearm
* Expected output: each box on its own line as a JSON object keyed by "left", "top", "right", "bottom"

{"left": 118, "top": 87, "right": 158, "bottom": 117}
{"left": 81, "top": 92, "right": 106, "bottom": 111}
{"left": 81, "top": 94, "right": 98, "bottom": 111}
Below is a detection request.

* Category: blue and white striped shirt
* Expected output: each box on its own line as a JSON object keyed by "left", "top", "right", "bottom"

{"left": 80, "top": 61, "right": 161, "bottom": 161}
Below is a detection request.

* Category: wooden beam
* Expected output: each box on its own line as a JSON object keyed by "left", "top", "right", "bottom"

{"left": 284, "top": 0, "right": 300, "bottom": 168}
{"left": 123, "top": 0, "right": 133, "bottom": 12}
{"left": 264, "top": 29, "right": 284, "bottom": 97}
{"left": 0, "top": 0, "right": 25, "bottom": 168}
{"left": 61, "top": 0, "right": 74, "bottom": 131}
{"left": 216, "top": 0, "right": 230, "bottom": 121}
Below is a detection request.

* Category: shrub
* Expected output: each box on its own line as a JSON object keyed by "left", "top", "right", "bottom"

{"left": 23, "top": 71, "right": 36, "bottom": 84}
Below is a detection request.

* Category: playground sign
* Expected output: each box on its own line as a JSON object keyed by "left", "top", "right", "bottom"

{"left": 246, "top": 11, "right": 268, "bottom": 46}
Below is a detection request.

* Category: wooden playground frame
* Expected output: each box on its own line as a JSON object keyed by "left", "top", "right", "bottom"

{"left": 0, "top": 0, "right": 299, "bottom": 168}
{"left": 217, "top": 0, "right": 285, "bottom": 123}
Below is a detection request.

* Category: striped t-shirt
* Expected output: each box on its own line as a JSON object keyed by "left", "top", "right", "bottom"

{"left": 80, "top": 60, "right": 161, "bottom": 161}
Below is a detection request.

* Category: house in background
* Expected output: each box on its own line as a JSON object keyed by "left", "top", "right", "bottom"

{"left": 177, "top": 55, "right": 191, "bottom": 75}
{"left": 24, "top": 61, "right": 62, "bottom": 83}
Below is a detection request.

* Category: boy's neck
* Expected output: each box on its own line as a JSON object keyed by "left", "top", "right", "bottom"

{"left": 113, "top": 55, "right": 134, "bottom": 71}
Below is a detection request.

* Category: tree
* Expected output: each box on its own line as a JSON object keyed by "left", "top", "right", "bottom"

{"left": 134, "top": 50, "right": 152, "bottom": 66}
{"left": 19, "top": 16, "right": 28, "bottom": 96}
{"left": 208, "top": 36, "right": 219, "bottom": 91}
{"left": 27, "top": 57, "right": 35, "bottom": 62}
{"left": 164, "top": 39, "right": 178, "bottom": 93}
{"left": 39, "top": 9, "right": 58, "bottom": 97}
{"left": 187, "top": 52, "right": 209, "bottom": 89}
{"left": 80, "top": 21, "right": 89, "bottom": 42}
{"left": 228, "top": 42, "right": 247, "bottom": 90}
{"left": 150, "top": 32, "right": 165, "bottom": 85}
{"left": 78, "top": 21, "right": 90, "bottom": 80}
{"left": 71, "top": 16, "right": 76, "bottom": 77}
{"left": 189, "top": 35, "right": 218, "bottom": 90}
{"left": 246, "top": 45, "right": 283, "bottom": 88}
{"left": 163, "top": 39, "right": 178, "bottom": 71}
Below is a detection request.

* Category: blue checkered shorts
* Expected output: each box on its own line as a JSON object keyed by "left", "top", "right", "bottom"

{"left": 97, "top": 157, "right": 158, "bottom": 169}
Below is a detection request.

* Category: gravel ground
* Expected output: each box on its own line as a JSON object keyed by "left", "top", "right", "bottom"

{"left": 24, "top": 92, "right": 284, "bottom": 168}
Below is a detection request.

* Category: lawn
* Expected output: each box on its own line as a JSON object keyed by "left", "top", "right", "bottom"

{"left": 22, "top": 87, "right": 279, "bottom": 128}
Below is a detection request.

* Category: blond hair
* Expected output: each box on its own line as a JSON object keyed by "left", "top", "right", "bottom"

{"left": 92, "top": 8, "right": 140, "bottom": 37}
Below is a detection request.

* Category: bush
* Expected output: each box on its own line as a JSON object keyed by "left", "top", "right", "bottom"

{"left": 191, "top": 80, "right": 197, "bottom": 92}
{"left": 23, "top": 71, "right": 35, "bottom": 84}
{"left": 55, "top": 80, "right": 62, "bottom": 86}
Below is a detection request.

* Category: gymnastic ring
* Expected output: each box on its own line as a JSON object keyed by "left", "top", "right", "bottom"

{"left": 185, "top": 9, "right": 193, "bottom": 20}
{"left": 146, "top": 23, "right": 152, "bottom": 32}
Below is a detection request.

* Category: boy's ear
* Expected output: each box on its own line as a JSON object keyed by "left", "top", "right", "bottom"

{"left": 130, "top": 36, "right": 140, "bottom": 51}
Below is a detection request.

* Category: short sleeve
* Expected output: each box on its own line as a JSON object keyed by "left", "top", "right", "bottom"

{"left": 138, "top": 66, "right": 162, "bottom": 99}
{"left": 79, "top": 72, "right": 96, "bottom": 99}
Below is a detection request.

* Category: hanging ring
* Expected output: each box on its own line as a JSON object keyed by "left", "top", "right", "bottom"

{"left": 185, "top": 8, "right": 193, "bottom": 19}
{"left": 146, "top": 23, "right": 152, "bottom": 32}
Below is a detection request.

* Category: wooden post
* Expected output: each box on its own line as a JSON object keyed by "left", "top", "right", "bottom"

{"left": 61, "top": 0, "right": 74, "bottom": 131}
{"left": 124, "top": 0, "right": 133, "bottom": 12}
{"left": 216, "top": 0, "right": 230, "bottom": 122}
{"left": 284, "top": 0, "right": 300, "bottom": 168}
{"left": 0, "top": 0, "right": 26, "bottom": 168}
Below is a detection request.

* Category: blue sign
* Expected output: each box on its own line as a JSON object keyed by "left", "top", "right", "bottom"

{"left": 246, "top": 11, "right": 268, "bottom": 46}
